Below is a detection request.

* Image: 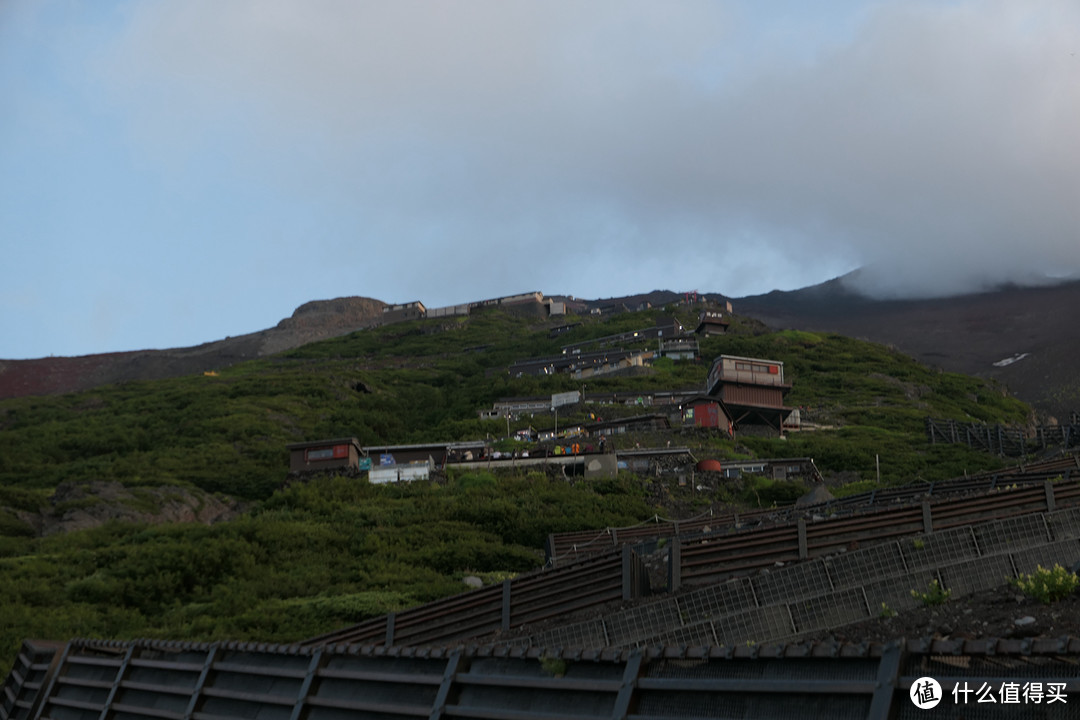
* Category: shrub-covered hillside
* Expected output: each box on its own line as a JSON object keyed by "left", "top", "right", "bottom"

{"left": 0, "top": 303, "right": 1032, "bottom": 674}
{"left": 0, "top": 472, "right": 654, "bottom": 674}
{"left": 0, "top": 306, "right": 1027, "bottom": 501}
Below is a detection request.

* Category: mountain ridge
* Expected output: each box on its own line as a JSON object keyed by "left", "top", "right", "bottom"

{"left": 3, "top": 280, "right": 1077, "bottom": 420}
{"left": 0, "top": 297, "right": 386, "bottom": 400}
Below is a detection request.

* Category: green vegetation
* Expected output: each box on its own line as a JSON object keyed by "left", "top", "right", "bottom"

{"left": 911, "top": 578, "right": 952, "bottom": 606}
{"left": 738, "top": 476, "right": 807, "bottom": 508}
{"left": 539, "top": 655, "right": 568, "bottom": 677}
{"left": 1010, "top": 564, "right": 1079, "bottom": 604}
{"left": 0, "top": 311, "right": 1027, "bottom": 499}
{"left": 0, "top": 473, "right": 653, "bottom": 675}
{"left": 0, "top": 304, "right": 1038, "bottom": 676}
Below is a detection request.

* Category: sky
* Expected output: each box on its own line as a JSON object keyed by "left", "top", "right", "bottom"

{"left": 2, "top": 0, "right": 1078, "bottom": 359}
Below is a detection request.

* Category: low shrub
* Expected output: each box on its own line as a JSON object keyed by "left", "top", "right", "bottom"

{"left": 455, "top": 471, "right": 497, "bottom": 491}
{"left": 911, "top": 579, "right": 951, "bottom": 606}
{"left": 738, "top": 477, "right": 806, "bottom": 508}
{"left": 1010, "top": 564, "right": 1079, "bottom": 604}
{"left": 0, "top": 510, "right": 35, "bottom": 538}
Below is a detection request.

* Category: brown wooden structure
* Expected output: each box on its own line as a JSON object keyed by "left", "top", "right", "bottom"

{"left": 286, "top": 437, "right": 365, "bottom": 474}
{"left": 706, "top": 355, "right": 793, "bottom": 434}
{"left": 694, "top": 309, "right": 730, "bottom": 335}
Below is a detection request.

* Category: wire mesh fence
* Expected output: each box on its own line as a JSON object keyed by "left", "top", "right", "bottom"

{"left": 1011, "top": 539, "right": 1080, "bottom": 575}
{"left": 789, "top": 588, "right": 871, "bottom": 634}
{"left": 900, "top": 526, "right": 981, "bottom": 571}
{"left": 1046, "top": 506, "right": 1080, "bottom": 541}
{"left": 973, "top": 514, "right": 1052, "bottom": 555}
{"left": 531, "top": 618, "right": 608, "bottom": 649}
{"left": 713, "top": 605, "right": 797, "bottom": 647}
{"left": 677, "top": 578, "right": 758, "bottom": 624}
{"left": 605, "top": 600, "right": 685, "bottom": 647}
{"left": 938, "top": 554, "right": 1017, "bottom": 596}
{"left": 514, "top": 507, "right": 1080, "bottom": 651}
{"left": 646, "top": 620, "right": 718, "bottom": 648}
{"left": 752, "top": 559, "right": 834, "bottom": 606}
{"left": 826, "top": 542, "right": 910, "bottom": 589}
{"left": 863, "top": 570, "right": 940, "bottom": 614}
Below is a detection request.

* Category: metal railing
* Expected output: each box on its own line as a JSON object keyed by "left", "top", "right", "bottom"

{"left": 302, "top": 546, "right": 649, "bottom": 648}
{"left": 548, "top": 454, "right": 1079, "bottom": 566}
{"left": 927, "top": 417, "right": 1080, "bottom": 455}
{"left": 675, "top": 479, "right": 1080, "bottom": 587}
{"left": 5, "top": 636, "right": 1079, "bottom": 720}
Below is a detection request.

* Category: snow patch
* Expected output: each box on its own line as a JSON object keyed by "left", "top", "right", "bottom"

{"left": 993, "top": 353, "right": 1030, "bottom": 367}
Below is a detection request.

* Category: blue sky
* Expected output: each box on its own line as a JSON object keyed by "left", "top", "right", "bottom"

{"left": 2, "top": 0, "right": 1078, "bottom": 359}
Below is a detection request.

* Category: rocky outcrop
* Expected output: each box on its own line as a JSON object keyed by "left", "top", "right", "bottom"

{"left": 10, "top": 481, "right": 242, "bottom": 537}
{"left": 795, "top": 483, "right": 836, "bottom": 508}
{"left": 276, "top": 297, "right": 387, "bottom": 331}
{"left": 263, "top": 296, "right": 387, "bottom": 354}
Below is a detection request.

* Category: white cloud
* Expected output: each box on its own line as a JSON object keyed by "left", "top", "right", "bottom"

{"left": 91, "top": 0, "right": 1080, "bottom": 301}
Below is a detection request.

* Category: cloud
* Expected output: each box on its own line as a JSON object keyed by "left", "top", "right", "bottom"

{"left": 95, "top": 0, "right": 1080, "bottom": 301}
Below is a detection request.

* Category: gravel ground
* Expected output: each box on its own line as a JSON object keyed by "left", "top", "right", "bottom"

{"left": 799, "top": 583, "right": 1080, "bottom": 646}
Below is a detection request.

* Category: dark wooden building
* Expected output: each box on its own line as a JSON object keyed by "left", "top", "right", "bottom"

{"left": 705, "top": 355, "right": 793, "bottom": 434}
{"left": 584, "top": 413, "right": 671, "bottom": 437}
{"left": 380, "top": 301, "right": 427, "bottom": 325}
{"left": 694, "top": 310, "right": 730, "bottom": 336}
{"left": 286, "top": 437, "right": 365, "bottom": 474}
{"left": 695, "top": 456, "right": 821, "bottom": 481}
{"left": 658, "top": 337, "right": 699, "bottom": 360}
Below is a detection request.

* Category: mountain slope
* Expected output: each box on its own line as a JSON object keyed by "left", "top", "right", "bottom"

{"left": 0, "top": 305, "right": 1030, "bottom": 505}
{"left": 10, "top": 277, "right": 1072, "bottom": 424}
{"left": 736, "top": 277, "right": 1080, "bottom": 422}
{"left": 0, "top": 297, "right": 386, "bottom": 400}
{"left": 0, "top": 303, "right": 1037, "bottom": 678}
